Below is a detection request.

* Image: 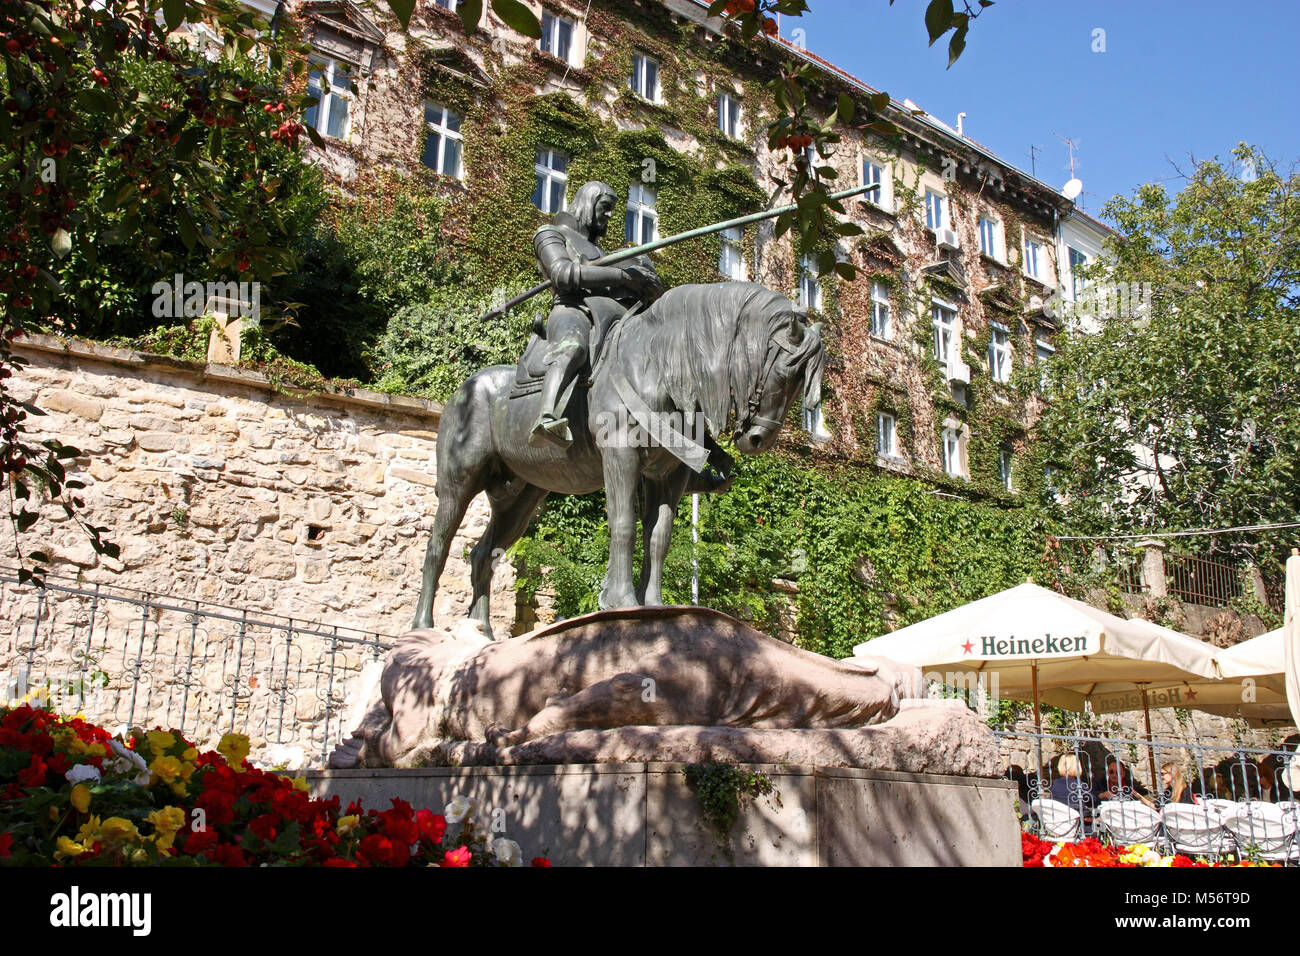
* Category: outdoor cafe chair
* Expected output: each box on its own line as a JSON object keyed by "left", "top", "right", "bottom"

{"left": 1097, "top": 800, "right": 1162, "bottom": 847}
{"left": 1220, "top": 803, "right": 1299, "bottom": 864}
{"left": 1162, "top": 804, "right": 1234, "bottom": 859}
{"left": 1202, "top": 798, "right": 1237, "bottom": 817}
{"left": 1030, "top": 798, "right": 1081, "bottom": 841}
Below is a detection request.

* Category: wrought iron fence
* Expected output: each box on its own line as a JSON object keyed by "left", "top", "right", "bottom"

{"left": 1165, "top": 552, "right": 1244, "bottom": 607}
{"left": 999, "top": 728, "right": 1300, "bottom": 863}
{"left": 0, "top": 568, "right": 395, "bottom": 765}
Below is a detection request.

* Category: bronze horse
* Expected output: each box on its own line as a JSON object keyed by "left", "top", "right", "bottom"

{"left": 411, "top": 281, "right": 825, "bottom": 637}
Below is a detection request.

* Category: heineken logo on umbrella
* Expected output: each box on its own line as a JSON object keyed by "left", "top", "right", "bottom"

{"left": 963, "top": 634, "right": 1096, "bottom": 658}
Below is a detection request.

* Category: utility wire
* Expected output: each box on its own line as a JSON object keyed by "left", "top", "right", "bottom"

{"left": 1054, "top": 520, "right": 1300, "bottom": 542}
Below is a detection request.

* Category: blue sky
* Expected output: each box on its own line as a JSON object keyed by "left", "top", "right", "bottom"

{"left": 788, "top": 0, "right": 1300, "bottom": 218}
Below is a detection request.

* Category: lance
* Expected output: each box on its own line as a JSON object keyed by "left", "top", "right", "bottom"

{"left": 481, "top": 181, "right": 879, "bottom": 322}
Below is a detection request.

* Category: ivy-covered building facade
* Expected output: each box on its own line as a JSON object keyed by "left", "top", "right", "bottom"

{"left": 274, "top": 0, "right": 1091, "bottom": 505}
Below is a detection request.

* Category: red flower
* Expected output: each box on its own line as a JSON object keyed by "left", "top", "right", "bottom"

{"left": 323, "top": 857, "right": 358, "bottom": 867}
{"left": 195, "top": 789, "right": 236, "bottom": 826}
{"left": 442, "top": 846, "right": 472, "bottom": 868}
{"left": 17, "top": 755, "right": 47, "bottom": 788}
{"left": 531, "top": 857, "right": 551, "bottom": 867}
{"left": 415, "top": 809, "right": 446, "bottom": 844}
{"left": 209, "top": 844, "right": 249, "bottom": 867}
{"left": 358, "top": 833, "right": 408, "bottom": 867}
{"left": 379, "top": 799, "right": 418, "bottom": 845}
{"left": 183, "top": 829, "right": 219, "bottom": 856}
{"left": 246, "top": 813, "right": 279, "bottom": 843}
{"left": 0, "top": 832, "right": 13, "bottom": 858}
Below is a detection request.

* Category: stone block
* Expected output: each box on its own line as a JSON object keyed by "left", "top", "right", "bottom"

{"left": 41, "top": 390, "right": 105, "bottom": 421}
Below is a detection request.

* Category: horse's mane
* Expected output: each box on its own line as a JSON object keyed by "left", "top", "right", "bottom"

{"left": 625, "top": 282, "right": 821, "bottom": 436}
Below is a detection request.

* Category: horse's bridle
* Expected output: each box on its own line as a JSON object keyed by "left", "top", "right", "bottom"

{"left": 740, "top": 327, "right": 800, "bottom": 434}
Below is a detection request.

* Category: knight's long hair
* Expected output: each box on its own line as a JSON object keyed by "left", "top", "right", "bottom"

{"left": 570, "top": 181, "right": 617, "bottom": 235}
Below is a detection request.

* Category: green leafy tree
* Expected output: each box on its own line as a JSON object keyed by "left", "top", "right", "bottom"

{"left": 1041, "top": 146, "right": 1300, "bottom": 578}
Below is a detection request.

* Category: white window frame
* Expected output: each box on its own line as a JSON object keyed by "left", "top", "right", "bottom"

{"left": 1023, "top": 236, "right": 1043, "bottom": 280}
{"left": 305, "top": 56, "right": 353, "bottom": 141}
{"left": 433, "top": 0, "right": 457, "bottom": 9}
{"left": 625, "top": 182, "right": 658, "bottom": 245}
{"left": 719, "top": 227, "right": 745, "bottom": 280}
{"left": 718, "top": 90, "right": 743, "bottom": 139}
{"left": 988, "top": 323, "right": 1011, "bottom": 383}
{"left": 532, "top": 147, "right": 568, "bottom": 213}
{"left": 877, "top": 412, "right": 898, "bottom": 458}
{"left": 999, "top": 447, "right": 1014, "bottom": 491}
{"left": 862, "top": 157, "right": 889, "bottom": 211}
{"left": 539, "top": 10, "right": 574, "bottom": 63}
{"left": 925, "top": 189, "right": 947, "bottom": 231}
{"left": 630, "top": 53, "right": 660, "bottom": 102}
{"left": 1035, "top": 339, "right": 1055, "bottom": 390}
{"left": 798, "top": 254, "right": 821, "bottom": 311}
{"left": 869, "top": 281, "right": 892, "bottom": 339}
{"left": 1067, "top": 246, "right": 1089, "bottom": 300}
{"left": 978, "top": 215, "right": 1001, "bottom": 261}
{"left": 941, "top": 426, "right": 963, "bottom": 478}
{"left": 422, "top": 101, "right": 463, "bottom": 179}
{"left": 803, "top": 405, "right": 831, "bottom": 441}
{"left": 931, "top": 300, "right": 957, "bottom": 365}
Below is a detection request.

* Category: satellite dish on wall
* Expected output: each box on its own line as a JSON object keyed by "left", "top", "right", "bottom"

{"left": 1062, "top": 178, "right": 1083, "bottom": 201}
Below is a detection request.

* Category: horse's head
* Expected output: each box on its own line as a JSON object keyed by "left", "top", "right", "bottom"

{"left": 734, "top": 310, "right": 825, "bottom": 454}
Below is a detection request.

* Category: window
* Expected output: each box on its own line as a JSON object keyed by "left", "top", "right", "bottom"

{"left": 925, "top": 189, "right": 946, "bottom": 231}
{"left": 539, "top": 10, "right": 574, "bottom": 62}
{"left": 941, "top": 427, "right": 963, "bottom": 478}
{"left": 803, "top": 405, "right": 831, "bottom": 441}
{"left": 1044, "top": 464, "right": 1060, "bottom": 500}
{"left": 798, "top": 254, "right": 821, "bottom": 311}
{"left": 434, "top": 0, "right": 457, "bottom": 9}
{"left": 1035, "top": 339, "right": 1054, "bottom": 390}
{"left": 624, "top": 183, "right": 657, "bottom": 245}
{"left": 305, "top": 57, "right": 352, "bottom": 140}
{"left": 719, "top": 227, "right": 745, "bottom": 280}
{"left": 978, "top": 216, "right": 1000, "bottom": 259}
{"left": 988, "top": 324, "right": 1011, "bottom": 383}
{"left": 931, "top": 302, "right": 957, "bottom": 365}
{"left": 422, "top": 102, "right": 463, "bottom": 178}
{"left": 532, "top": 148, "right": 568, "bottom": 213}
{"left": 718, "top": 91, "right": 742, "bottom": 138}
{"left": 869, "top": 282, "right": 892, "bottom": 339}
{"left": 1068, "top": 246, "right": 1089, "bottom": 299}
{"left": 877, "top": 412, "right": 898, "bottom": 458}
{"left": 630, "top": 53, "right": 659, "bottom": 101}
{"left": 1023, "top": 237, "right": 1042, "bottom": 280}
{"left": 862, "top": 159, "right": 884, "bottom": 207}
{"left": 999, "top": 447, "right": 1013, "bottom": 491}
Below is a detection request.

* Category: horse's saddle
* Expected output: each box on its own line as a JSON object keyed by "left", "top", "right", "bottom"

{"left": 509, "top": 295, "right": 639, "bottom": 399}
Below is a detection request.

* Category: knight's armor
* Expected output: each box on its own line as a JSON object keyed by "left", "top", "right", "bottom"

{"left": 529, "top": 206, "right": 661, "bottom": 447}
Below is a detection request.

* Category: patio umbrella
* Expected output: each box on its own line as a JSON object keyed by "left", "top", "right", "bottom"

{"left": 852, "top": 582, "right": 1221, "bottom": 728}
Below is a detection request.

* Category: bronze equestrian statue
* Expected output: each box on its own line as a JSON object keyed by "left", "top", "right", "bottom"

{"left": 411, "top": 181, "right": 826, "bottom": 637}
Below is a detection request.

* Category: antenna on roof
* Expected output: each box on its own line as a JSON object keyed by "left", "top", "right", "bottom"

{"left": 1054, "top": 133, "right": 1083, "bottom": 206}
{"left": 1028, "top": 144, "right": 1043, "bottom": 177}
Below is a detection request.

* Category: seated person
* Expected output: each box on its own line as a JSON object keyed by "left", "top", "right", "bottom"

{"left": 1096, "top": 759, "right": 1156, "bottom": 808}
{"left": 1048, "top": 754, "right": 1097, "bottom": 828}
{"left": 1159, "top": 762, "right": 1197, "bottom": 805}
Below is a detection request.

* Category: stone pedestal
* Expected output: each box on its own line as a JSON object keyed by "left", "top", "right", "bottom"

{"left": 304, "top": 763, "right": 1020, "bottom": 867}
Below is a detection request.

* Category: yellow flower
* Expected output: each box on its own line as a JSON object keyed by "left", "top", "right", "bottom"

{"left": 146, "top": 806, "right": 186, "bottom": 851}
{"left": 336, "top": 815, "right": 360, "bottom": 836}
{"left": 290, "top": 776, "right": 309, "bottom": 793}
{"left": 179, "top": 761, "right": 196, "bottom": 781}
{"left": 146, "top": 730, "right": 176, "bottom": 754}
{"left": 129, "top": 847, "right": 148, "bottom": 864}
{"left": 181, "top": 747, "right": 198, "bottom": 762}
{"left": 149, "top": 755, "right": 183, "bottom": 785}
{"left": 54, "top": 836, "right": 87, "bottom": 861}
{"left": 217, "top": 733, "right": 251, "bottom": 771}
{"left": 169, "top": 780, "right": 189, "bottom": 799}
{"left": 76, "top": 815, "right": 102, "bottom": 845}
{"left": 99, "top": 816, "right": 140, "bottom": 845}
{"left": 70, "top": 784, "right": 92, "bottom": 814}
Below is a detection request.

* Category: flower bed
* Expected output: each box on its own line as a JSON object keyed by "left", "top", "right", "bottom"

{"left": 1021, "top": 831, "right": 1275, "bottom": 868}
{"left": 0, "top": 705, "right": 549, "bottom": 867}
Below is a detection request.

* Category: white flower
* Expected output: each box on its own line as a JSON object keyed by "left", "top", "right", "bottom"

{"left": 491, "top": 838, "right": 522, "bottom": 867}
{"left": 65, "top": 763, "right": 102, "bottom": 785}
{"left": 106, "top": 739, "right": 151, "bottom": 785}
{"left": 444, "top": 794, "right": 474, "bottom": 825}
